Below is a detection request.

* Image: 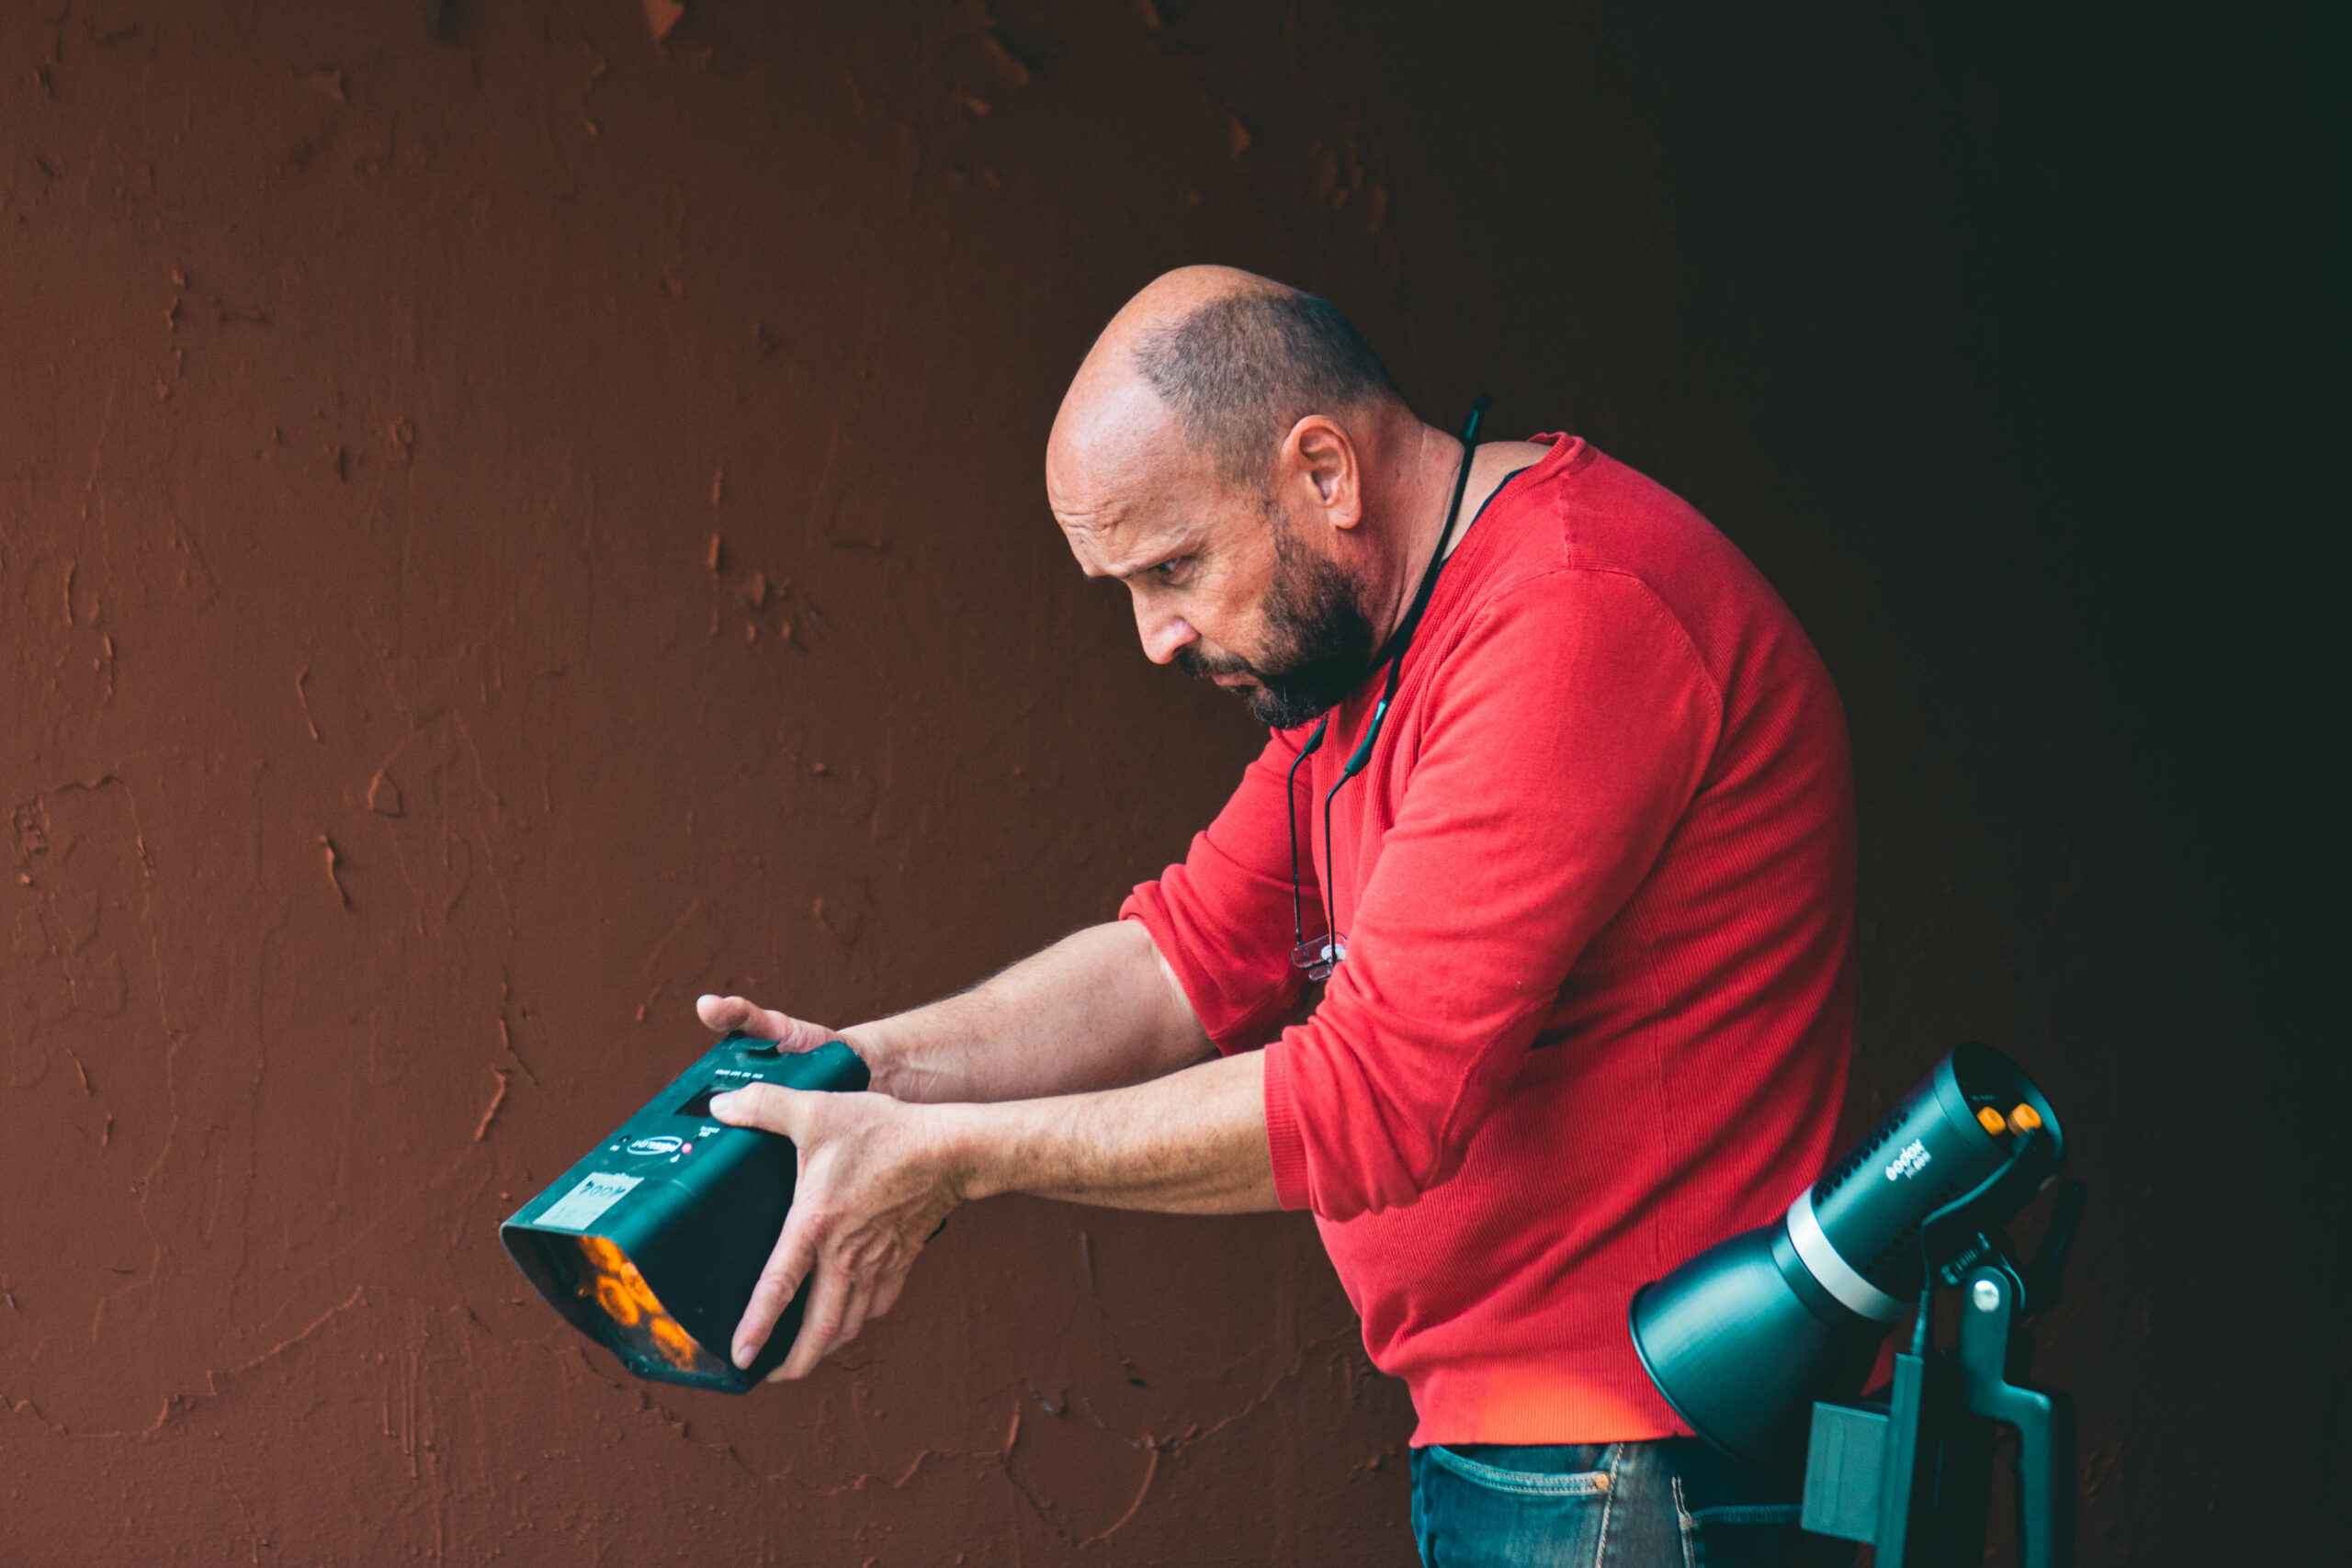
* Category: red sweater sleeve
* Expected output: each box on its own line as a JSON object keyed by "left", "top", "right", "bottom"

{"left": 1265, "top": 569, "right": 1720, "bottom": 1219}
{"left": 1120, "top": 728, "right": 1317, "bottom": 1055}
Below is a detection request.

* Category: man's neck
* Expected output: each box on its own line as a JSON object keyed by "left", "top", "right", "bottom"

{"left": 1367, "top": 418, "right": 1548, "bottom": 649}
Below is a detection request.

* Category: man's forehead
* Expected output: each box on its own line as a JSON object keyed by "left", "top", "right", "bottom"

{"left": 1056, "top": 501, "right": 1198, "bottom": 579}
{"left": 1047, "top": 377, "right": 1212, "bottom": 576}
{"left": 1050, "top": 373, "right": 1179, "bottom": 477}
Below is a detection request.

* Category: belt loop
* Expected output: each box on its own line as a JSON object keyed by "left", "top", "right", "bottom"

{"left": 1591, "top": 1442, "right": 1624, "bottom": 1567}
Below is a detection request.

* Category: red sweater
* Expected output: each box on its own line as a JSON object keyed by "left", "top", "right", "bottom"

{"left": 1122, "top": 436, "right": 1855, "bottom": 1447}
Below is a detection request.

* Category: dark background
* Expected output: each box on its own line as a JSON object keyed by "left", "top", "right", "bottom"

{"left": 0, "top": 2, "right": 2335, "bottom": 1562}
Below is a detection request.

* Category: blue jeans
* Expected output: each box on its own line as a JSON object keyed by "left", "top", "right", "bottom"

{"left": 1410, "top": 1439, "right": 1851, "bottom": 1568}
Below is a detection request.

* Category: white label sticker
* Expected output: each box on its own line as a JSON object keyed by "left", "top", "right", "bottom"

{"left": 537, "top": 1172, "right": 643, "bottom": 1231}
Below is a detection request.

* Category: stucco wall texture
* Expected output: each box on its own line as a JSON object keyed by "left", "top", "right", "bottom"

{"left": 1, "top": 2, "right": 2332, "bottom": 1564}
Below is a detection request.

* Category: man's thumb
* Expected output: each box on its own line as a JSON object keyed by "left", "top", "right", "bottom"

{"left": 707, "top": 1081, "right": 801, "bottom": 1133}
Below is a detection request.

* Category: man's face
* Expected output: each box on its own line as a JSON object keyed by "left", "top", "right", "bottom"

{"left": 1169, "top": 508, "right": 1377, "bottom": 728}
{"left": 1049, "top": 415, "right": 1379, "bottom": 729}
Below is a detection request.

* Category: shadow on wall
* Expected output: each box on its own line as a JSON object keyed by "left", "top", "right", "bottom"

{"left": 0, "top": 1, "right": 2331, "bottom": 1564}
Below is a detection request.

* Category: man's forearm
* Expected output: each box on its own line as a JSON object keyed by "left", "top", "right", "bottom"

{"left": 942, "top": 1048, "right": 1278, "bottom": 1214}
{"left": 848, "top": 919, "right": 1213, "bottom": 1104}
{"left": 704, "top": 1032, "right": 1279, "bottom": 1377}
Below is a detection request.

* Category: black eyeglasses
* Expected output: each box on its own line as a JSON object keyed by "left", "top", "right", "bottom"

{"left": 1284, "top": 396, "right": 1489, "bottom": 982}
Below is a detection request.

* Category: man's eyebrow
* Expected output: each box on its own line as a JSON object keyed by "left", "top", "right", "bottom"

{"left": 1107, "top": 544, "right": 1194, "bottom": 583}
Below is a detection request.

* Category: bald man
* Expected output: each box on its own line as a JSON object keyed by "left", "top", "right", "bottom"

{"left": 701, "top": 268, "right": 1857, "bottom": 1567}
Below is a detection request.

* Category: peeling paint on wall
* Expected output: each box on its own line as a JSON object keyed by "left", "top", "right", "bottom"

{"left": 1, "top": 1, "right": 2332, "bottom": 1564}
{"left": 0, "top": 3, "right": 1432, "bottom": 1559}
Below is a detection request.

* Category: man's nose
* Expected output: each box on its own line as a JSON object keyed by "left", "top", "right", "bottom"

{"left": 1134, "top": 597, "right": 1197, "bottom": 665}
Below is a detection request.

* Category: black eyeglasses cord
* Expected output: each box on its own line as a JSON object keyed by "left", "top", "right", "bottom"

{"left": 1287, "top": 394, "right": 1491, "bottom": 972}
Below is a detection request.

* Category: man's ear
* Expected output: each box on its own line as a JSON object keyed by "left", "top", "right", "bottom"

{"left": 1280, "top": 414, "right": 1363, "bottom": 532}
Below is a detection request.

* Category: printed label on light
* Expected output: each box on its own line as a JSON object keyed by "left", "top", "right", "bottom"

{"left": 1883, "top": 1140, "right": 1932, "bottom": 1181}
{"left": 538, "top": 1172, "right": 643, "bottom": 1229}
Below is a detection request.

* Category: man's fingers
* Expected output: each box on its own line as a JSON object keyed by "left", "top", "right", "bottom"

{"left": 696, "top": 993, "right": 833, "bottom": 1052}
{"left": 696, "top": 992, "right": 795, "bottom": 1040}
{"left": 732, "top": 1207, "right": 820, "bottom": 1370}
{"left": 779, "top": 1262, "right": 859, "bottom": 1381}
{"left": 867, "top": 1266, "right": 909, "bottom": 1323}
{"left": 709, "top": 1086, "right": 937, "bottom": 1384}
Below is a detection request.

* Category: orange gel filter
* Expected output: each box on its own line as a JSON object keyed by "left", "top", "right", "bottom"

{"left": 573, "top": 1235, "right": 727, "bottom": 1375}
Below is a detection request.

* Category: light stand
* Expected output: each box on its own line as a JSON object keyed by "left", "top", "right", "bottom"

{"left": 1800, "top": 1179, "right": 2083, "bottom": 1568}
{"left": 1630, "top": 1043, "right": 2085, "bottom": 1568}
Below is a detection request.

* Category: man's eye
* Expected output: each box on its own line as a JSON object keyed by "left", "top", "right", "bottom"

{"left": 1152, "top": 557, "right": 1192, "bottom": 584}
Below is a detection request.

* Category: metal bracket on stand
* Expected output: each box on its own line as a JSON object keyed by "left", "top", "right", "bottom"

{"left": 1798, "top": 1181, "right": 2084, "bottom": 1568}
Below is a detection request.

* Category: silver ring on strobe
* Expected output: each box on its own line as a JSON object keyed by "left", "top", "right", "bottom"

{"left": 1784, "top": 1190, "right": 1909, "bottom": 1323}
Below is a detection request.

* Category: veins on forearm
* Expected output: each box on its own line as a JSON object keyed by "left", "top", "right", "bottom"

{"left": 950, "top": 1052, "right": 1276, "bottom": 1215}
{"left": 857, "top": 921, "right": 1209, "bottom": 1106}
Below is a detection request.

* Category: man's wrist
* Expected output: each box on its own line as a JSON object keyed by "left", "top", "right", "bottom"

{"left": 837, "top": 1021, "right": 901, "bottom": 1095}
{"left": 921, "top": 1100, "right": 1004, "bottom": 1203}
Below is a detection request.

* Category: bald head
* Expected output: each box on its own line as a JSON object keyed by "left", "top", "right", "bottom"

{"left": 1052, "top": 266, "right": 1400, "bottom": 497}
{"left": 1046, "top": 268, "right": 1438, "bottom": 728}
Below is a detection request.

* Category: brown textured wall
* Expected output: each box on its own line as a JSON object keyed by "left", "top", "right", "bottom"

{"left": 1, "top": 2, "right": 2332, "bottom": 1564}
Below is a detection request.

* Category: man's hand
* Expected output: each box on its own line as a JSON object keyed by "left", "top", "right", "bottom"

{"left": 707, "top": 1080, "right": 965, "bottom": 1380}
{"left": 696, "top": 992, "right": 840, "bottom": 1055}
{"left": 688, "top": 942, "right": 1259, "bottom": 1382}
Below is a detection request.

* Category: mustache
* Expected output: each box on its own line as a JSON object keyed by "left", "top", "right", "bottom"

{"left": 1173, "top": 647, "right": 1262, "bottom": 682}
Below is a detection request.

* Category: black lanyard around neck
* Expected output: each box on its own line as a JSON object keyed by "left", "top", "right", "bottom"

{"left": 1286, "top": 394, "right": 1490, "bottom": 979}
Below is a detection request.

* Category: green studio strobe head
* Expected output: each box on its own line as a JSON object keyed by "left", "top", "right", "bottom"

{"left": 1630, "top": 1043, "right": 2064, "bottom": 1467}
{"left": 500, "top": 1032, "right": 868, "bottom": 1393}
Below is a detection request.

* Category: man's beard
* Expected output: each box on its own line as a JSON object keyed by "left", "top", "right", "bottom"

{"left": 1176, "top": 525, "right": 1379, "bottom": 728}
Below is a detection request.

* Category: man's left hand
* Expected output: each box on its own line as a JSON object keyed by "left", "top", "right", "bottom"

{"left": 707, "top": 1083, "right": 966, "bottom": 1380}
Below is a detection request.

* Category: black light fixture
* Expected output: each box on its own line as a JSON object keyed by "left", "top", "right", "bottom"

{"left": 1631, "top": 1043, "right": 2083, "bottom": 1568}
